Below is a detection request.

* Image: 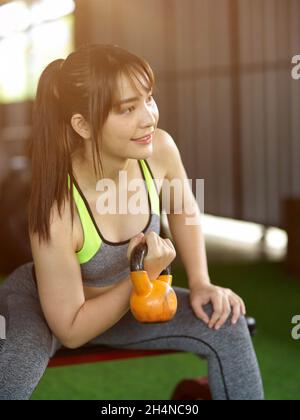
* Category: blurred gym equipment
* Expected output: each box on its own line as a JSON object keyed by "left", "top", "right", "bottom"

{"left": 0, "top": 156, "right": 32, "bottom": 276}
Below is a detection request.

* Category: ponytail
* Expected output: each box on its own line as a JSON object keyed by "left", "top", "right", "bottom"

{"left": 28, "top": 59, "right": 74, "bottom": 245}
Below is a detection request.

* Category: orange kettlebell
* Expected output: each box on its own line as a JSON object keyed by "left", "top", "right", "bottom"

{"left": 129, "top": 242, "right": 177, "bottom": 323}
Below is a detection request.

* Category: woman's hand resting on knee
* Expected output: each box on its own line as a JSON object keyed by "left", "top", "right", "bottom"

{"left": 189, "top": 284, "right": 247, "bottom": 330}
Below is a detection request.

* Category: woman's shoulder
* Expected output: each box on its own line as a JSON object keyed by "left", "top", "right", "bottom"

{"left": 30, "top": 197, "right": 79, "bottom": 256}
{"left": 147, "top": 128, "right": 178, "bottom": 181}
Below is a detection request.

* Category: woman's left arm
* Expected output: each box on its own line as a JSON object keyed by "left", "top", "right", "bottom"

{"left": 160, "top": 130, "right": 246, "bottom": 330}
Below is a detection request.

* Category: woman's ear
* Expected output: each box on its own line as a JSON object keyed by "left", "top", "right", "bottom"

{"left": 71, "top": 114, "right": 91, "bottom": 140}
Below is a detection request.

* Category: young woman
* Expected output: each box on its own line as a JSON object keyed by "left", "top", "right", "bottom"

{"left": 0, "top": 44, "right": 264, "bottom": 400}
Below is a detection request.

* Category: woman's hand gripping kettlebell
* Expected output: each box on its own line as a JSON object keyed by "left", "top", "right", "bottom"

{"left": 127, "top": 231, "right": 178, "bottom": 323}
{"left": 127, "top": 231, "right": 177, "bottom": 281}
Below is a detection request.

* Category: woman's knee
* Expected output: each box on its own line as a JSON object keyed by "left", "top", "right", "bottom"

{"left": 0, "top": 295, "right": 54, "bottom": 399}
{"left": 198, "top": 301, "right": 249, "bottom": 336}
{"left": 173, "top": 288, "right": 249, "bottom": 336}
{"left": 181, "top": 299, "right": 252, "bottom": 356}
{"left": 1, "top": 291, "right": 54, "bottom": 358}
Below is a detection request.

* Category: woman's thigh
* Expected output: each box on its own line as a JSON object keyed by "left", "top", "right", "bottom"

{"left": 87, "top": 286, "right": 249, "bottom": 355}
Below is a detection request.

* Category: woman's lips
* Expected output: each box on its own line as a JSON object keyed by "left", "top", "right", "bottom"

{"left": 132, "top": 133, "right": 152, "bottom": 140}
{"left": 131, "top": 133, "right": 153, "bottom": 144}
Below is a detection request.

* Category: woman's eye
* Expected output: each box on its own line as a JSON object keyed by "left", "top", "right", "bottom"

{"left": 122, "top": 96, "right": 154, "bottom": 114}
{"left": 122, "top": 106, "right": 135, "bottom": 114}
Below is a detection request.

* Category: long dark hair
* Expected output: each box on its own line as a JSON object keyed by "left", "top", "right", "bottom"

{"left": 28, "top": 43, "right": 155, "bottom": 245}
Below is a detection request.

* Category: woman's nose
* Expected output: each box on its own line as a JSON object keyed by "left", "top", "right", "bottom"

{"left": 140, "top": 106, "right": 157, "bottom": 126}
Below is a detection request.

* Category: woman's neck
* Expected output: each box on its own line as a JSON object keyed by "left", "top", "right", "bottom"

{"left": 72, "top": 151, "right": 133, "bottom": 193}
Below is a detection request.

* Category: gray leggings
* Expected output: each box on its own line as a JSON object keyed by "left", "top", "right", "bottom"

{"left": 0, "top": 262, "right": 264, "bottom": 400}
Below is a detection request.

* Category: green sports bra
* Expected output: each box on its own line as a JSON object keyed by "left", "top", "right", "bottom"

{"left": 67, "top": 159, "right": 160, "bottom": 265}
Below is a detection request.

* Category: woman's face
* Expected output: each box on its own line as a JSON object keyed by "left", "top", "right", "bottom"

{"left": 100, "top": 72, "right": 159, "bottom": 160}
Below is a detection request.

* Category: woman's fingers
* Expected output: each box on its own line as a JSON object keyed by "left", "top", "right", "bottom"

{"left": 126, "top": 233, "right": 145, "bottom": 260}
{"left": 231, "top": 293, "right": 246, "bottom": 318}
{"left": 214, "top": 297, "right": 231, "bottom": 330}
{"left": 240, "top": 297, "right": 247, "bottom": 316}
{"left": 194, "top": 305, "right": 210, "bottom": 325}
{"left": 208, "top": 293, "right": 223, "bottom": 329}
{"left": 210, "top": 292, "right": 244, "bottom": 330}
{"left": 229, "top": 295, "right": 242, "bottom": 325}
{"left": 164, "top": 238, "right": 176, "bottom": 251}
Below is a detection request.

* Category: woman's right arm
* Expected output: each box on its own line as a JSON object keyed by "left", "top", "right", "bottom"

{"left": 66, "top": 232, "right": 176, "bottom": 348}
{"left": 30, "top": 202, "right": 138, "bottom": 349}
{"left": 30, "top": 202, "right": 176, "bottom": 349}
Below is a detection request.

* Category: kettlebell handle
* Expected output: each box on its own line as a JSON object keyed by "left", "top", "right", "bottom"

{"left": 130, "top": 242, "right": 172, "bottom": 275}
